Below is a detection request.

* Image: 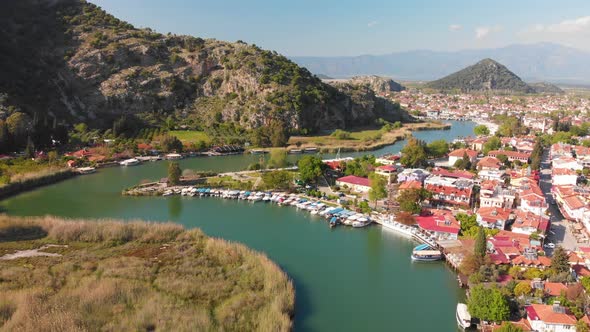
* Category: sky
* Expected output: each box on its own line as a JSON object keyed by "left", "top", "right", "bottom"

{"left": 90, "top": 0, "right": 590, "bottom": 56}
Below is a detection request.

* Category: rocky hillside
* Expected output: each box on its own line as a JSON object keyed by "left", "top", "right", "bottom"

{"left": 349, "top": 76, "right": 405, "bottom": 95}
{"left": 0, "top": 0, "right": 411, "bottom": 137}
{"left": 425, "top": 59, "right": 535, "bottom": 93}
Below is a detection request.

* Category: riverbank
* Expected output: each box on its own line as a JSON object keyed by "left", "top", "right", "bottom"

{"left": 0, "top": 215, "right": 294, "bottom": 331}
{"left": 285, "top": 121, "right": 450, "bottom": 153}
{"left": 0, "top": 168, "right": 76, "bottom": 200}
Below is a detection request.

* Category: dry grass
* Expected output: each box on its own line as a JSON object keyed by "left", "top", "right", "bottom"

{"left": 0, "top": 216, "right": 294, "bottom": 332}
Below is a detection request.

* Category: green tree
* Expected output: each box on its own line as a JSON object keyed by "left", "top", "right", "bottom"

{"left": 513, "top": 282, "right": 532, "bottom": 297}
{"left": 551, "top": 246, "right": 570, "bottom": 274}
{"left": 24, "top": 136, "right": 35, "bottom": 158}
{"left": 167, "top": 162, "right": 181, "bottom": 185}
{"left": 475, "top": 227, "right": 487, "bottom": 259}
{"left": 368, "top": 173, "right": 387, "bottom": 208}
{"left": 457, "top": 213, "right": 478, "bottom": 237}
{"left": 483, "top": 136, "right": 502, "bottom": 155}
{"left": 577, "top": 320, "right": 590, "bottom": 332}
{"left": 474, "top": 125, "right": 490, "bottom": 136}
{"left": 6, "top": 112, "right": 32, "bottom": 147}
{"left": 400, "top": 136, "right": 427, "bottom": 167}
{"left": 267, "top": 149, "right": 288, "bottom": 169}
{"left": 497, "top": 322, "right": 524, "bottom": 332}
{"left": 0, "top": 120, "right": 9, "bottom": 153}
{"left": 397, "top": 188, "right": 430, "bottom": 214}
{"left": 298, "top": 155, "right": 324, "bottom": 183}
{"left": 454, "top": 152, "right": 472, "bottom": 170}
{"left": 426, "top": 139, "right": 449, "bottom": 158}
{"left": 331, "top": 129, "right": 352, "bottom": 140}
{"left": 467, "top": 285, "right": 510, "bottom": 322}
{"left": 161, "top": 135, "right": 183, "bottom": 153}
{"left": 262, "top": 170, "right": 292, "bottom": 190}
{"left": 269, "top": 120, "right": 288, "bottom": 147}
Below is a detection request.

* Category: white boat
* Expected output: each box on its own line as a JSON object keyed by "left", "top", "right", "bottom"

{"left": 352, "top": 217, "right": 372, "bottom": 228}
{"left": 456, "top": 303, "right": 472, "bottom": 329}
{"left": 120, "top": 158, "right": 140, "bottom": 166}
{"left": 165, "top": 153, "right": 183, "bottom": 160}
{"left": 162, "top": 190, "right": 173, "bottom": 196}
{"left": 76, "top": 167, "right": 96, "bottom": 174}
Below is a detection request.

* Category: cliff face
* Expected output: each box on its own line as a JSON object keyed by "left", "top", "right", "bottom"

{"left": 349, "top": 76, "right": 406, "bottom": 95}
{"left": 0, "top": 0, "right": 411, "bottom": 133}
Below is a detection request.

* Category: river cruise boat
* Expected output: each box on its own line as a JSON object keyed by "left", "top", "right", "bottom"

{"left": 411, "top": 244, "right": 443, "bottom": 262}
{"left": 250, "top": 149, "right": 268, "bottom": 154}
{"left": 303, "top": 147, "right": 318, "bottom": 153}
{"left": 456, "top": 303, "right": 472, "bottom": 329}
{"left": 165, "top": 153, "right": 183, "bottom": 160}
{"left": 120, "top": 158, "right": 140, "bottom": 166}
{"left": 352, "top": 217, "right": 372, "bottom": 228}
{"left": 288, "top": 149, "right": 303, "bottom": 154}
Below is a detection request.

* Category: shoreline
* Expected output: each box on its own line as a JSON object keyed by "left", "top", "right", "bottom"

{"left": 0, "top": 168, "right": 77, "bottom": 200}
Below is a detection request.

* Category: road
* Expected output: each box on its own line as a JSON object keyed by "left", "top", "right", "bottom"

{"left": 538, "top": 149, "right": 584, "bottom": 252}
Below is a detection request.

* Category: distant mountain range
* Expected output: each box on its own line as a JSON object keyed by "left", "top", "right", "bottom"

{"left": 291, "top": 43, "right": 590, "bottom": 84}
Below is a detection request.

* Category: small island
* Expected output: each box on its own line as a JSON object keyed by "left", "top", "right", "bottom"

{"left": 0, "top": 216, "right": 294, "bottom": 331}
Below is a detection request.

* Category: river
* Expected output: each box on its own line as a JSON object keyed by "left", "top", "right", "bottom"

{"left": 2, "top": 121, "right": 475, "bottom": 331}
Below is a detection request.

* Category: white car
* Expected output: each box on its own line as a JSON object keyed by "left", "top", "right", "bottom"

{"left": 544, "top": 243, "right": 556, "bottom": 249}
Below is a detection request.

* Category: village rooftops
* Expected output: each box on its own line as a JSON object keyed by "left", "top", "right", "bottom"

{"left": 448, "top": 148, "right": 478, "bottom": 158}
{"left": 336, "top": 175, "right": 370, "bottom": 187}
{"left": 415, "top": 210, "right": 460, "bottom": 235}
{"left": 487, "top": 150, "right": 531, "bottom": 161}
{"left": 526, "top": 304, "right": 577, "bottom": 326}
{"left": 430, "top": 167, "right": 474, "bottom": 179}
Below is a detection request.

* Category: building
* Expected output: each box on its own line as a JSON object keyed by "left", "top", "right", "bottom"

{"left": 447, "top": 148, "right": 478, "bottom": 167}
{"left": 397, "top": 168, "right": 430, "bottom": 183}
{"left": 476, "top": 156, "right": 502, "bottom": 171}
{"left": 519, "top": 190, "right": 548, "bottom": 216}
{"left": 375, "top": 154, "right": 400, "bottom": 165}
{"left": 488, "top": 150, "right": 531, "bottom": 163}
{"left": 511, "top": 210, "right": 550, "bottom": 236}
{"left": 552, "top": 156, "right": 582, "bottom": 171}
{"left": 415, "top": 210, "right": 460, "bottom": 240}
{"left": 552, "top": 168, "right": 578, "bottom": 186}
{"left": 375, "top": 165, "right": 397, "bottom": 184}
{"left": 424, "top": 175, "right": 474, "bottom": 208}
{"left": 476, "top": 207, "right": 513, "bottom": 229}
{"left": 479, "top": 181, "right": 516, "bottom": 209}
{"left": 336, "top": 175, "right": 370, "bottom": 193}
{"left": 525, "top": 304, "right": 577, "bottom": 332}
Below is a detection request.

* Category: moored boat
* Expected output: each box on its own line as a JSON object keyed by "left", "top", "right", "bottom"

{"left": 411, "top": 244, "right": 443, "bottom": 262}
{"left": 76, "top": 167, "right": 96, "bottom": 174}
{"left": 120, "top": 158, "right": 140, "bottom": 166}
{"left": 456, "top": 303, "right": 472, "bottom": 329}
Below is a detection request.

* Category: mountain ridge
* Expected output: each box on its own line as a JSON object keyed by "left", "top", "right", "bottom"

{"left": 291, "top": 43, "right": 590, "bottom": 84}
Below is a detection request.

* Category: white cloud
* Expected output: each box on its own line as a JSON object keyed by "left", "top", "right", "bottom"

{"left": 367, "top": 21, "right": 379, "bottom": 28}
{"left": 519, "top": 16, "right": 590, "bottom": 51}
{"left": 475, "top": 25, "right": 502, "bottom": 39}
{"left": 449, "top": 24, "right": 462, "bottom": 32}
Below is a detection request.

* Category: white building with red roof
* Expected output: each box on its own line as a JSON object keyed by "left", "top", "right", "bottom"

{"left": 511, "top": 210, "right": 550, "bottom": 236}
{"left": 424, "top": 175, "right": 474, "bottom": 208}
{"left": 526, "top": 304, "right": 577, "bottom": 332}
{"left": 476, "top": 207, "right": 513, "bottom": 230}
{"left": 552, "top": 168, "right": 578, "bottom": 186}
{"left": 415, "top": 210, "right": 460, "bottom": 240}
{"left": 448, "top": 148, "right": 478, "bottom": 167}
{"left": 488, "top": 150, "right": 531, "bottom": 163}
{"left": 336, "top": 175, "right": 370, "bottom": 193}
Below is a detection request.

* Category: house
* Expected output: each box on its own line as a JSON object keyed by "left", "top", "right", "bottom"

{"left": 477, "top": 156, "right": 502, "bottom": 170}
{"left": 479, "top": 181, "right": 516, "bottom": 209}
{"left": 430, "top": 167, "right": 474, "bottom": 179}
{"left": 552, "top": 168, "right": 578, "bottom": 186}
{"left": 375, "top": 165, "right": 397, "bottom": 184}
{"left": 471, "top": 137, "right": 488, "bottom": 151}
{"left": 424, "top": 175, "right": 474, "bottom": 208}
{"left": 476, "top": 207, "right": 513, "bottom": 229}
{"left": 488, "top": 150, "right": 531, "bottom": 163}
{"left": 511, "top": 210, "right": 550, "bottom": 236}
{"left": 526, "top": 303, "right": 577, "bottom": 332}
{"left": 398, "top": 180, "right": 422, "bottom": 191}
{"left": 448, "top": 148, "right": 478, "bottom": 167}
{"left": 376, "top": 154, "right": 400, "bottom": 165}
{"left": 336, "top": 175, "right": 371, "bottom": 193}
{"left": 552, "top": 156, "right": 582, "bottom": 171}
{"left": 397, "top": 168, "right": 430, "bottom": 183}
{"left": 519, "top": 191, "right": 548, "bottom": 216}
{"left": 415, "top": 210, "right": 460, "bottom": 240}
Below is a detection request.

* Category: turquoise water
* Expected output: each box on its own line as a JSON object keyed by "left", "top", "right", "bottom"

{"left": 2, "top": 121, "right": 475, "bottom": 331}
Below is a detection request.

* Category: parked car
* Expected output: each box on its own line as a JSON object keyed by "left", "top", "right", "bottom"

{"left": 544, "top": 243, "right": 555, "bottom": 249}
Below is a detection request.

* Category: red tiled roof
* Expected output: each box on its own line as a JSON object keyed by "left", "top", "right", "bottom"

{"left": 543, "top": 282, "right": 567, "bottom": 297}
{"left": 336, "top": 175, "right": 370, "bottom": 187}
{"left": 477, "top": 207, "right": 512, "bottom": 222}
{"left": 526, "top": 304, "right": 577, "bottom": 325}
{"left": 488, "top": 150, "right": 531, "bottom": 160}
{"left": 399, "top": 180, "right": 422, "bottom": 190}
{"left": 376, "top": 165, "right": 396, "bottom": 172}
{"left": 511, "top": 255, "right": 551, "bottom": 267}
{"left": 564, "top": 195, "right": 585, "bottom": 210}
{"left": 416, "top": 211, "right": 460, "bottom": 234}
{"left": 573, "top": 265, "right": 590, "bottom": 277}
{"left": 553, "top": 168, "right": 577, "bottom": 176}
{"left": 431, "top": 167, "right": 474, "bottom": 179}
{"left": 448, "top": 148, "right": 478, "bottom": 158}
{"left": 477, "top": 156, "right": 502, "bottom": 169}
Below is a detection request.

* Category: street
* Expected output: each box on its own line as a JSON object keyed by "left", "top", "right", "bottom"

{"left": 538, "top": 149, "right": 586, "bottom": 252}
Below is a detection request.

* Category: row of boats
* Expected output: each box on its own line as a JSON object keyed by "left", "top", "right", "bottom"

{"left": 161, "top": 187, "right": 373, "bottom": 228}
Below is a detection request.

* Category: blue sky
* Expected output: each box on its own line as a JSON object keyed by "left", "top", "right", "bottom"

{"left": 91, "top": 0, "right": 590, "bottom": 56}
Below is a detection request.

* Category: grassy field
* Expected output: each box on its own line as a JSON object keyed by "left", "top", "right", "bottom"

{"left": 0, "top": 216, "right": 294, "bottom": 331}
{"left": 287, "top": 122, "right": 450, "bottom": 152}
{"left": 169, "top": 130, "right": 211, "bottom": 144}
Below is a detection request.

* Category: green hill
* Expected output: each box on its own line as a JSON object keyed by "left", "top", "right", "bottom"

{"left": 425, "top": 58, "right": 534, "bottom": 93}
{"left": 0, "top": 0, "right": 411, "bottom": 150}
{"left": 528, "top": 82, "right": 564, "bottom": 94}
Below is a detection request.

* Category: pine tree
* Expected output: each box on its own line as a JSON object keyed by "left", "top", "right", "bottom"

{"left": 550, "top": 246, "right": 570, "bottom": 274}
{"left": 474, "top": 226, "right": 487, "bottom": 259}
{"left": 167, "top": 162, "right": 181, "bottom": 186}
{"left": 24, "top": 136, "right": 35, "bottom": 159}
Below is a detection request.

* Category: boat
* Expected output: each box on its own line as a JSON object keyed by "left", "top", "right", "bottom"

{"left": 288, "top": 149, "right": 303, "bottom": 154}
{"left": 76, "top": 167, "right": 96, "bottom": 174}
{"left": 120, "top": 158, "right": 140, "bottom": 166}
{"left": 329, "top": 216, "right": 339, "bottom": 228}
{"left": 303, "top": 147, "right": 318, "bottom": 153}
{"left": 165, "top": 153, "right": 183, "bottom": 160}
{"left": 411, "top": 244, "right": 443, "bottom": 262}
{"left": 250, "top": 149, "right": 268, "bottom": 155}
{"left": 352, "top": 217, "right": 372, "bottom": 228}
{"left": 456, "top": 303, "right": 472, "bottom": 329}
{"left": 162, "top": 190, "right": 173, "bottom": 196}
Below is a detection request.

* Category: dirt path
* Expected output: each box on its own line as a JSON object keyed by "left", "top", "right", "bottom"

{"left": 0, "top": 244, "right": 67, "bottom": 260}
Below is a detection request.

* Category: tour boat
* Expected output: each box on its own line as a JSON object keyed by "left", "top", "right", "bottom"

{"left": 456, "top": 303, "right": 472, "bottom": 329}
{"left": 250, "top": 149, "right": 268, "bottom": 154}
{"left": 288, "top": 149, "right": 303, "bottom": 154}
{"left": 77, "top": 167, "right": 96, "bottom": 174}
{"left": 120, "top": 158, "right": 140, "bottom": 166}
{"left": 352, "top": 217, "right": 372, "bottom": 228}
{"left": 411, "top": 244, "right": 443, "bottom": 262}
{"left": 303, "top": 147, "right": 318, "bottom": 153}
{"left": 165, "top": 153, "right": 183, "bottom": 160}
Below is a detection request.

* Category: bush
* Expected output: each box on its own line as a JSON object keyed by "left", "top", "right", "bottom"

{"left": 330, "top": 129, "right": 352, "bottom": 140}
